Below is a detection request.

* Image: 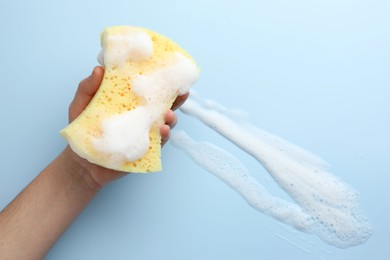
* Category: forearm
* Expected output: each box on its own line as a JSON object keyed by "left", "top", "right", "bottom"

{"left": 0, "top": 147, "right": 100, "bottom": 259}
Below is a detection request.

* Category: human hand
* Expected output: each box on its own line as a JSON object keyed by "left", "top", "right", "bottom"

{"left": 64, "top": 66, "right": 189, "bottom": 189}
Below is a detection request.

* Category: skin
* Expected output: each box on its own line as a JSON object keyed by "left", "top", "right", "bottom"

{"left": 0, "top": 66, "right": 188, "bottom": 259}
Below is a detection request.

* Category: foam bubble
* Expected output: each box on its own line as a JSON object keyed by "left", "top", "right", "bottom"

{"left": 101, "top": 29, "right": 153, "bottom": 67}
{"left": 94, "top": 39, "right": 198, "bottom": 166}
{"left": 94, "top": 106, "right": 153, "bottom": 163}
{"left": 171, "top": 130, "right": 314, "bottom": 231}
{"left": 174, "top": 94, "right": 373, "bottom": 248}
{"left": 132, "top": 53, "right": 199, "bottom": 100}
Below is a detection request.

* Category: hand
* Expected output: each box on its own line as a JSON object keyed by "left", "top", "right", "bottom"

{"left": 64, "top": 66, "right": 189, "bottom": 189}
{"left": 0, "top": 66, "right": 189, "bottom": 259}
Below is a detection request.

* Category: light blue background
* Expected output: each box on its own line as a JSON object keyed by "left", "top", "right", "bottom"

{"left": 0, "top": 0, "right": 389, "bottom": 259}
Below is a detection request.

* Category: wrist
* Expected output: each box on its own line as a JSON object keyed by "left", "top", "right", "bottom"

{"left": 59, "top": 146, "right": 129, "bottom": 189}
{"left": 59, "top": 146, "right": 103, "bottom": 192}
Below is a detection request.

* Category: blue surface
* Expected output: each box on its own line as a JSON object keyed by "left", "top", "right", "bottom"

{"left": 0, "top": 0, "right": 389, "bottom": 259}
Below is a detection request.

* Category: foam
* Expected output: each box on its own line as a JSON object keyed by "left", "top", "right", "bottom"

{"left": 93, "top": 106, "right": 153, "bottom": 164}
{"left": 173, "top": 93, "right": 373, "bottom": 248}
{"left": 171, "top": 131, "right": 314, "bottom": 231}
{"left": 101, "top": 29, "right": 153, "bottom": 67}
{"left": 93, "top": 53, "right": 199, "bottom": 166}
{"left": 132, "top": 53, "right": 199, "bottom": 101}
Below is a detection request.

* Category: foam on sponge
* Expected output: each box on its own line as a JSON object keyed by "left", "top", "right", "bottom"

{"left": 60, "top": 26, "right": 199, "bottom": 173}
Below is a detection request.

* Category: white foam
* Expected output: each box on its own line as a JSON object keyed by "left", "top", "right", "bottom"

{"left": 100, "top": 29, "right": 153, "bottom": 67}
{"left": 173, "top": 94, "right": 373, "bottom": 248}
{"left": 94, "top": 106, "right": 153, "bottom": 163}
{"left": 93, "top": 31, "right": 199, "bottom": 166}
{"left": 171, "top": 131, "right": 314, "bottom": 231}
{"left": 132, "top": 53, "right": 199, "bottom": 100}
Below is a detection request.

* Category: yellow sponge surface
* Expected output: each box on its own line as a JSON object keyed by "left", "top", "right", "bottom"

{"left": 60, "top": 26, "right": 199, "bottom": 173}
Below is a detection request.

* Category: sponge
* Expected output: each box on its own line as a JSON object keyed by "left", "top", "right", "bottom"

{"left": 60, "top": 26, "right": 199, "bottom": 173}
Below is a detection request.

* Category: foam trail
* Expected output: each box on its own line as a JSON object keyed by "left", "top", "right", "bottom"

{"left": 171, "top": 131, "right": 314, "bottom": 231}
{"left": 177, "top": 93, "right": 373, "bottom": 248}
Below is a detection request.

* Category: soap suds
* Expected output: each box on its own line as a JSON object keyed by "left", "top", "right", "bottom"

{"left": 172, "top": 93, "right": 373, "bottom": 248}
{"left": 94, "top": 106, "right": 153, "bottom": 163}
{"left": 132, "top": 53, "right": 199, "bottom": 101}
{"left": 101, "top": 30, "right": 153, "bottom": 67}
{"left": 171, "top": 131, "right": 314, "bottom": 231}
{"left": 93, "top": 30, "right": 199, "bottom": 166}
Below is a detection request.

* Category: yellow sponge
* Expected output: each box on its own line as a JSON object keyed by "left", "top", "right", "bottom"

{"left": 60, "top": 26, "right": 199, "bottom": 173}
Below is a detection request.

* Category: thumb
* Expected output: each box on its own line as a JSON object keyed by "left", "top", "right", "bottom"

{"left": 69, "top": 66, "right": 105, "bottom": 122}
